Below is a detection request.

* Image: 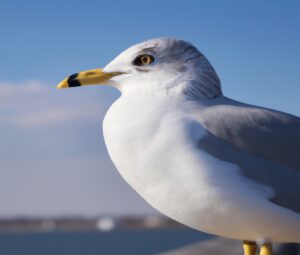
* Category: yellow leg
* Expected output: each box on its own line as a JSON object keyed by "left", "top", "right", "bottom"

{"left": 259, "top": 243, "right": 273, "bottom": 255}
{"left": 243, "top": 240, "right": 258, "bottom": 255}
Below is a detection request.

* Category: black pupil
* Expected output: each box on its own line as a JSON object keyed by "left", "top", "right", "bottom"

{"left": 141, "top": 56, "right": 148, "bottom": 64}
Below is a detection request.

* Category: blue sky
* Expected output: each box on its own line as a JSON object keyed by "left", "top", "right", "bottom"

{"left": 0, "top": 0, "right": 299, "bottom": 217}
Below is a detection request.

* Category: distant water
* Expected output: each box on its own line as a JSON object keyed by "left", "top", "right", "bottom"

{"left": 0, "top": 229, "right": 211, "bottom": 255}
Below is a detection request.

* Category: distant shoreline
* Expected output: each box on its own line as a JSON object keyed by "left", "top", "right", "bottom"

{"left": 0, "top": 216, "right": 185, "bottom": 232}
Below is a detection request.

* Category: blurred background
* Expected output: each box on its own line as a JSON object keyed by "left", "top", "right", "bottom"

{"left": 0, "top": 0, "right": 299, "bottom": 254}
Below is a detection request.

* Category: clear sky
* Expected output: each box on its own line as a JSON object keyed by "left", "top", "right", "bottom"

{"left": 0, "top": 0, "right": 299, "bottom": 217}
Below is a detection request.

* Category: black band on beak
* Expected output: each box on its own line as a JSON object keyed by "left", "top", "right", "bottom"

{"left": 67, "top": 73, "right": 81, "bottom": 87}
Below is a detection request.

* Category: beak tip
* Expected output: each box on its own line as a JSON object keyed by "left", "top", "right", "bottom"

{"left": 56, "top": 80, "right": 68, "bottom": 89}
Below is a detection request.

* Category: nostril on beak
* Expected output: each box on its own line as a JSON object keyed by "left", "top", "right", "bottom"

{"left": 85, "top": 71, "right": 96, "bottom": 76}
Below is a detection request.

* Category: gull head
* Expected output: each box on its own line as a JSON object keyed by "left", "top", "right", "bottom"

{"left": 57, "top": 38, "right": 222, "bottom": 99}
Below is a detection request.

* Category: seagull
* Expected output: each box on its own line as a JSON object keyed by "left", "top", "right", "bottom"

{"left": 57, "top": 38, "right": 300, "bottom": 255}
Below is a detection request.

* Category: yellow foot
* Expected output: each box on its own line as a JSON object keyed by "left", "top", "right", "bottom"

{"left": 243, "top": 240, "right": 258, "bottom": 255}
{"left": 259, "top": 243, "right": 273, "bottom": 255}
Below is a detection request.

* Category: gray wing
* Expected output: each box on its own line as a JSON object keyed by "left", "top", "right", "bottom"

{"left": 197, "top": 97, "right": 300, "bottom": 213}
{"left": 199, "top": 97, "right": 300, "bottom": 171}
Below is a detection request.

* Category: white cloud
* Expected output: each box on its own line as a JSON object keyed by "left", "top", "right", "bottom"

{"left": 0, "top": 80, "right": 43, "bottom": 97}
{"left": 0, "top": 80, "right": 112, "bottom": 128}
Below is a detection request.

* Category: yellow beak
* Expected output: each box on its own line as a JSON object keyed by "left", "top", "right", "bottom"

{"left": 57, "top": 69, "right": 122, "bottom": 89}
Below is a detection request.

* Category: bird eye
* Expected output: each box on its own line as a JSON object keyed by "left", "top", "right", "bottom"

{"left": 133, "top": 54, "right": 155, "bottom": 66}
